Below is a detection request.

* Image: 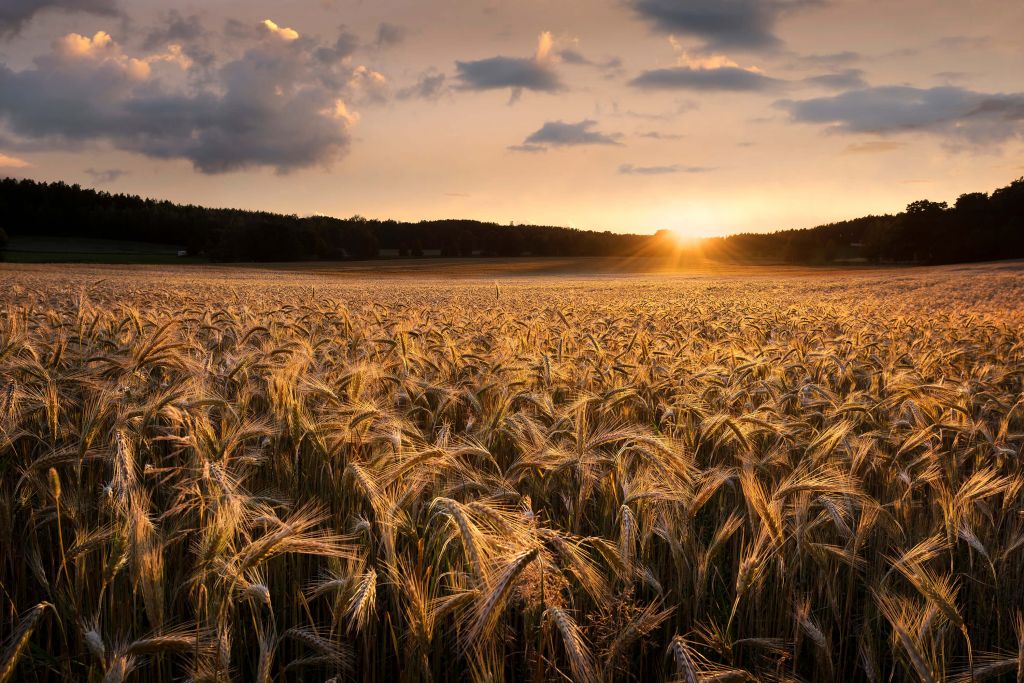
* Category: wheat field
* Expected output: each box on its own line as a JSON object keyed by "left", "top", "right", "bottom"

{"left": 1, "top": 262, "right": 1023, "bottom": 682}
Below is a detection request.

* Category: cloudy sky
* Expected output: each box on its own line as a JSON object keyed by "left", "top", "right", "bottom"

{"left": 0, "top": 0, "right": 1022, "bottom": 236}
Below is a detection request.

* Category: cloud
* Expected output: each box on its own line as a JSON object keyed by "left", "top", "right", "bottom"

{"left": 803, "top": 68, "right": 867, "bottom": 90}
{"left": 51, "top": 30, "right": 154, "bottom": 78}
{"left": 0, "top": 152, "right": 30, "bottom": 168}
{"left": 456, "top": 56, "right": 561, "bottom": 95}
{"left": 347, "top": 65, "right": 390, "bottom": 104}
{"left": 0, "top": 0, "right": 119, "bottom": 37}
{"left": 619, "top": 163, "right": 712, "bottom": 174}
{"left": 935, "top": 35, "right": 990, "bottom": 51}
{"left": 397, "top": 70, "right": 446, "bottom": 100}
{"left": 142, "top": 10, "right": 203, "bottom": 50}
{"left": 261, "top": 19, "right": 299, "bottom": 42}
{"left": 376, "top": 22, "right": 405, "bottom": 49}
{"left": 535, "top": 30, "right": 554, "bottom": 61}
{"left": 631, "top": 44, "right": 783, "bottom": 92}
{"left": 141, "top": 11, "right": 213, "bottom": 69}
{"left": 0, "top": 23, "right": 373, "bottom": 174}
{"left": 508, "top": 143, "right": 546, "bottom": 153}
{"left": 630, "top": 65, "right": 781, "bottom": 91}
{"left": 779, "top": 85, "right": 1024, "bottom": 144}
{"left": 224, "top": 18, "right": 256, "bottom": 40}
{"left": 85, "top": 167, "right": 128, "bottom": 182}
{"left": 514, "top": 120, "right": 622, "bottom": 150}
{"left": 557, "top": 49, "right": 589, "bottom": 65}
{"left": 315, "top": 26, "right": 359, "bottom": 64}
{"left": 841, "top": 140, "right": 907, "bottom": 154}
{"left": 788, "top": 51, "right": 861, "bottom": 69}
{"left": 557, "top": 49, "right": 622, "bottom": 72}
{"left": 455, "top": 32, "right": 563, "bottom": 98}
{"left": 638, "top": 131, "right": 685, "bottom": 140}
{"left": 629, "top": 0, "right": 821, "bottom": 52}
{"left": 609, "top": 99, "right": 699, "bottom": 121}
{"left": 934, "top": 71, "right": 971, "bottom": 84}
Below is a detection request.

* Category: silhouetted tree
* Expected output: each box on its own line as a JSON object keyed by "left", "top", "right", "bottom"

{"left": 1, "top": 175, "right": 1022, "bottom": 265}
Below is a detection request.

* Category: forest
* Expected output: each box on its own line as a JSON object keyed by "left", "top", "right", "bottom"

{"left": 0, "top": 176, "right": 1022, "bottom": 264}
{"left": 703, "top": 178, "right": 1024, "bottom": 264}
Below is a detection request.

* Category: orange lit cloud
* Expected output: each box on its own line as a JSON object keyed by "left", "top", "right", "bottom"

{"left": 262, "top": 19, "right": 299, "bottom": 42}
{"left": 54, "top": 30, "right": 175, "bottom": 79}
{"left": 668, "top": 36, "right": 762, "bottom": 73}
{"left": 0, "top": 153, "right": 30, "bottom": 168}
{"left": 535, "top": 31, "right": 554, "bottom": 62}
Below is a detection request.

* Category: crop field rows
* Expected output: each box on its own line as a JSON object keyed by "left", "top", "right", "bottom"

{"left": 1, "top": 263, "right": 1023, "bottom": 682}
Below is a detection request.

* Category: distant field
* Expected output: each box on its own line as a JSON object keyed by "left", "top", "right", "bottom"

{"left": 269, "top": 255, "right": 854, "bottom": 278}
{"left": 0, "top": 239, "right": 865, "bottom": 272}
{"left": 3, "top": 236, "right": 201, "bottom": 264}
{"left": 4, "top": 253, "right": 1021, "bottom": 280}
{"left": 1, "top": 261, "right": 1022, "bottom": 682}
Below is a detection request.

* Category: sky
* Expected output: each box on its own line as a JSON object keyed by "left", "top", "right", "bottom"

{"left": 0, "top": 0, "right": 1022, "bottom": 237}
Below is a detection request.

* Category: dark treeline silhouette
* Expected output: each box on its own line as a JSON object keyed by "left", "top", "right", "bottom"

{"left": 0, "top": 178, "right": 649, "bottom": 261}
{"left": 703, "top": 177, "right": 1024, "bottom": 264}
{"left": 1, "top": 176, "right": 1022, "bottom": 264}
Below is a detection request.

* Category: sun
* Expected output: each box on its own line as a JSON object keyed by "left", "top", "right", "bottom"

{"left": 668, "top": 228, "right": 700, "bottom": 249}
{"left": 655, "top": 228, "right": 700, "bottom": 251}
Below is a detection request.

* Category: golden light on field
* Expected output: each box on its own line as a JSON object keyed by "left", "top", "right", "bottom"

{"left": 2, "top": 261, "right": 1022, "bottom": 682}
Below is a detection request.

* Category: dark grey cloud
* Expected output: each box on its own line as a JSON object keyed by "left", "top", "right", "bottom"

{"left": 629, "top": 0, "right": 822, "bottom": 51}
{"left": 558, "top": 49, "right": 589, "bottom": 65}
{"left": 142, "top": 11, "right": 214, "bottom": 70}
{"left": 455, "top": 56, "right": 562, "bottom": 94}
{"left": 513, "top": 120, "right": 622, "bottom": 150}
{"left": 223, "top": 18, "right": 254, "bottom": 40}
{"left": 397, "top": 70, "right": 446, "bottom": 100}
{"left": 803, "top": 68, "right": 867, "bottom": 90}
{"left": 508, "top": 143, "right": 546, "bottom": 153}
{"left": 557, "top": 49, "right": 623, "bottom": 71}
{"left": 619, "top": 163, "right": 712, "bottom": 174}
{"left": 85, "top": 167, "right": 128, "bottom": 182}
{"left": 0, "top": 25, "right": 370, "bottom": 173}
{"left": 971, "top": 96, "right": 1024, "bottom": 121}
{"left": 0, "top": 0, "right": 119, "bottom": 37}
{"left": 376, "top": 22, "right": 406, "bottom": 49}
{"left": 315, "top": 26, "right": 360, "bottom": 64}
{"left": 142, "top": 10, "right": 203, "bottom": 50}
{"left": 629, "top": 65, "right": 781, "bottom": 91}
{"left": 779, "top": 85, "right": 1024, "bottom": 144}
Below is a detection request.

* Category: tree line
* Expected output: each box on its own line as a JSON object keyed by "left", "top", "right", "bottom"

{"left": 0, "top": 176, "right": 1022, "bottom": 264}
{"left": 0, "top": 178, "right": 648, "bottom": 261}
{"left": 703, "top": 177, "right": 1024, "bottom": 264}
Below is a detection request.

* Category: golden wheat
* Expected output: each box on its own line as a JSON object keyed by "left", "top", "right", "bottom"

{"left": 0, "top": 261, "right": 1022, "bottom": 681}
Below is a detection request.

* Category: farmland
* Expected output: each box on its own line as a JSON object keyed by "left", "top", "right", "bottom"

{"left": 1, "top": 261, "right": 1023, "bottom": 682}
